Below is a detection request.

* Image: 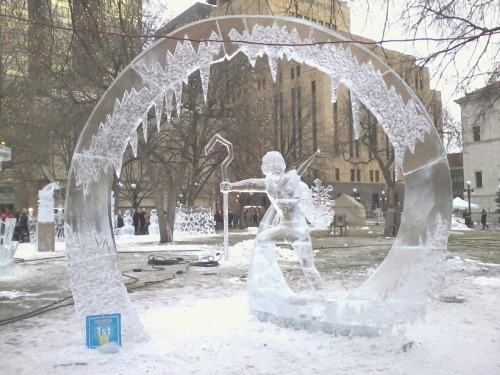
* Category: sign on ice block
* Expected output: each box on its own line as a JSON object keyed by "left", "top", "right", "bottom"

{"left": 86, "top": 313, "right": 121, "bottom": 349}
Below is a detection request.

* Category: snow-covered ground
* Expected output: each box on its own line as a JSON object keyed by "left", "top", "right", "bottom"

{"left": 0, "top": 229, "right": 499, "bottom": 375}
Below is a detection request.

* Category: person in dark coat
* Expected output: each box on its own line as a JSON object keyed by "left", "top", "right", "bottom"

{"left": 138, "top": 209, "right": 146, "bottom": 234}
{"left": 133, "top": 209, "right": 139, "bottom": 235}
{"left": 480, "top": 209, "right": 489, "bottom": 229}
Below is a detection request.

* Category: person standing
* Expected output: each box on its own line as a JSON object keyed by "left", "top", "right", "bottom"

{"left": 1, "top": 207, "right": 13, "bottom": 222}
{"left": 138, "top": 209, "right": 146, "bottom": 235}
{"left": 463, "top": 209, "right": 473, "bottom": 228}
{"left": 480, "top": 209, "right": 489, "bottom": 229}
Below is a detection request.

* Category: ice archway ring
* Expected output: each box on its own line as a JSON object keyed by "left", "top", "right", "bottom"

{"left": 65, "top": 16, "right": 452, "bottom": 339}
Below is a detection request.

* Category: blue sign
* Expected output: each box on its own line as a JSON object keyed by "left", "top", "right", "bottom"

{"left": 86, "top": 313, "right": 121, "bottom": 349}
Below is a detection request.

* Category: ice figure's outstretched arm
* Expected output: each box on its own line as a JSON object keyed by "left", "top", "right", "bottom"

{"left": 220, "top": 178, "right": 266, "bottom": 193}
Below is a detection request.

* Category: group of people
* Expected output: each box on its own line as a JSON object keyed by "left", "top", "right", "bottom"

{"left": 462, "top": 208, "right": 491, "bottom": 229}
{"left": 116, "top": 208, "right": 150, "bottom": 235}
{"left": 213, "top": 207, "right": 267, "bottom": 230}
{"left": 1, "top": 207, "right": 31, "bottom": 241}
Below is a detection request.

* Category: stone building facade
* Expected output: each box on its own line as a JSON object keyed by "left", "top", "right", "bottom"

{"left": 456, "top": 81, "right": 500, "bottom": 214}
{"left": 206, "top": 0, "right": 442, "bottom": 211}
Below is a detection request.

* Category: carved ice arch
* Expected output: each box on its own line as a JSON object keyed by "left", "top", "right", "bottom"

{"left": 65, "top": 16, "right": 452, "bottom": 339}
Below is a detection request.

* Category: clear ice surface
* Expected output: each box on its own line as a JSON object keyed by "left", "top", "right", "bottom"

{"left": 65, "top": 16, "right": 451, "bottom": 339}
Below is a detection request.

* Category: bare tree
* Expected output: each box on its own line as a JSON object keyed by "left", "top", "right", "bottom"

{"left": 0, "top": 0, "right": 170, "bottom": 207}
{"left": 399, "top": 0, "right": 499, "bottom": 91}
{"left": 441, "top": 108, "right": 462, "bottom": 153}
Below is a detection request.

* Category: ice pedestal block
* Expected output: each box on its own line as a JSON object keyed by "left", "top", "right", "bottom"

{"left": 66, "top": 16, "right": 451, "bottom": 339}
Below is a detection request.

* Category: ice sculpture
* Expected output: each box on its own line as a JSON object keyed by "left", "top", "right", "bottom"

{"left": 65, "top": 16, "right": 451, "bottom": 339}
{"left": 0, "top": 218, "right": 18, "bottom": 266}
{"left": 147, "top": 209, "right": 159, "bottom": 235}
{"left": 221, "top": 151, "right": 330, "bottom": 301}
{"left": 110, "top": 191, "right": 118, "bottom": 233}
{"left": 0, "top": 144, "right": 11, "bottom": 172}
{"left": 38, "top": 182, "right": 59, "bottom": 223}
{"left": 37, "top": 182, "right": 59, "bottom": 252}
{"left": 120, "top": 210, "right": 135, "bottom": 235}
{"left": 173, "top": 204, "right": 216, "bottom": 237}
{"left": 205, "top": 134, "right": 234, "bottom": 260}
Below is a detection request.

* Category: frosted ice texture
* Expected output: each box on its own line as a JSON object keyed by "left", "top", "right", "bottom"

{"left": 65, "top": 16, "right": 451, "bottom": 338}
{"left": 72, "top": 23, "right": 433, "bottom": 195}
{"left": 300, "top": 178, "right": 335, "bottom": 230}
{"left": 174, "top": 205, "right": 216, "bottom": 237}
{"left": 0, "top": 218, "right": 18, "bottom": 266}
{"left": 147, "top": 209, "right": 159, "bottom": 235}
{"left": 0, "top": 144, "right": 11, "bottom": 172}
{"left": 37, "top": 182, "right": 59, "bottom": 223}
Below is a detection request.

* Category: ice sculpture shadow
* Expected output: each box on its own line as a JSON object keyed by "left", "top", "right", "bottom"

{"left": 65, "top": 16, "right": 451, "bottom": 340}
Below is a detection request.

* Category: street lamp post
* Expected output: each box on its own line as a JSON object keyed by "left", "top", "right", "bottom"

{"left": 352, "top": 187, "right": 360, "bottom": 201}
{"left": 465, "top": 180, "right": 474, "bottom": 227}
{"left": 130, "top": 183, "right": 138, "bottom": 209}
{"left": 381, "top": 190, "right": 386, "bottom": 212}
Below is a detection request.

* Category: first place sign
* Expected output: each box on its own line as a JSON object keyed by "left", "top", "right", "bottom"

{"left": 86, "top": 313, "right": 122, "bottom": 349}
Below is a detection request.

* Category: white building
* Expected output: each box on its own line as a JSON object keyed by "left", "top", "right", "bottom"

{"left": 456, "top": 81, "right": 500, "bottom": 214}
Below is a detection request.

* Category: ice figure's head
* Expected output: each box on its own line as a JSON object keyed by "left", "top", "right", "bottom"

{"left": 262, "top": 151, "right": 286, "bottom": 176}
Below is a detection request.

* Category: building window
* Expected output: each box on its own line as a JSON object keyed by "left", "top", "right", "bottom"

{"left": 370, "top": 170, "right": 374, "bottom": 182}
{"left": 375, "top": 170, "right": 380, "bottom": 182}
{"left": 350, "top": 169, "right": 355, "bottom": 182}
{"left": 473, "top": 126, "right": 481, "bottom": 141}
{"left": 335, "top": 168, "right": 340, "bottom": 181}
{"left": 356, "top": 169, "right": 361, "bottom": 182}
{"left": 475, "top": 171, "right": 483, "bottom": 188}
{"left": 319, "top": 21, "right": 324, "bottom": 26}
{"left": 291, "top": 68, "right": 295, "bottom": 79}
{"left": 278, "top": 72, "right": 282, "bottom": 84}
{"left": 296, "top": 65, "right": 300, "bottom": 78}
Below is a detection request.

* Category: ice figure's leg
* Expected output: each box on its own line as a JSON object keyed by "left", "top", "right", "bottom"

{"left": 249, "top": 226, "right": 295, "bottom": 300}
{"left": 293, "top": 241, "right": 325, "bottom": 301}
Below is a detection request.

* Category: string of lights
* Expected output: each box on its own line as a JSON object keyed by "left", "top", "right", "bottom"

{"left": 1, "top": 12, "right": 499, "bottom": 48}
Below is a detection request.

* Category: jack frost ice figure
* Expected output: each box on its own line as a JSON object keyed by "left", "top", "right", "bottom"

{"left": 221, "top": 151, "right": 324, "bottom": 301}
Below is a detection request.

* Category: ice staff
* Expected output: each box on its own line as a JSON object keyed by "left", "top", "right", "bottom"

{"left": 205, "top": 134, "right": 234, "bottom": 260}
